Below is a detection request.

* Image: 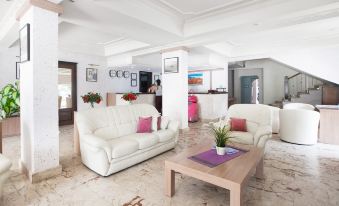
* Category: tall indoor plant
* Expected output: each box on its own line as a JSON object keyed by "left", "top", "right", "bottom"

{"left": 0, "top": 81, "right": 21, "bottom": 137}
{"left": 212, "top": 125, "right": 232, "bottom": 155}
{"left": 0, "top": 82, "right": 20, "bottom": 119}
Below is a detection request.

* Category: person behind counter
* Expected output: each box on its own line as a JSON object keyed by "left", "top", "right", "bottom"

{"left": 148, "top": 80, "right": 162, "bottom": 114}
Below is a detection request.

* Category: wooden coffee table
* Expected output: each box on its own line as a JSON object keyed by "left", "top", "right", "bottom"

{"left": 164, "top": 139, "right": 264, "bottom": 206}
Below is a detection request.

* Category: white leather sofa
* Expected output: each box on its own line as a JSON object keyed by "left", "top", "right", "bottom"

{"left": 76, "top": 104, "right": 179, "bottom": 176}
{"left": 280, "top": 108, "right": 320, "bottom": 145}
{"left": 0, "top": 154, "right": 11, "bottom": 197}
{"left": 213, "top": 104, "right": 272, "bottom": 149}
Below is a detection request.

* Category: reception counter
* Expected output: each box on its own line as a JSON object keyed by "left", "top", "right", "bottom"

{"left": 190, "top": 92, "right": 228, "bottom": 121}
{"left": 107, "top": 92, "right": 228, "bottom": 121}
{"left": 107, "top": 93, "right": 155, "bottom": 106}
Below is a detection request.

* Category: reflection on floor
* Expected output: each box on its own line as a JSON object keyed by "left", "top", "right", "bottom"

{"left": 2, "top": 123, "right": 339, "bottom": 205}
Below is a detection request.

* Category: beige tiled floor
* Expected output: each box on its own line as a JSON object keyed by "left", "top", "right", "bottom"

{"left": 2, "top": 123, "right": 339, "bottom": 206}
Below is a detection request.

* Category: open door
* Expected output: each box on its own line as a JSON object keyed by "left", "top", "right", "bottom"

{"left": 240, "top": 75, "right": 258, "bottom": 104}
{"left": 58, "top": 61, "right": 77, "bottom": 125}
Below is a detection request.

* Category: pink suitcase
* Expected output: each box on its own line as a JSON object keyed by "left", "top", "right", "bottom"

{"left": 188, "top": 95, "right": 199, "bottom": 122}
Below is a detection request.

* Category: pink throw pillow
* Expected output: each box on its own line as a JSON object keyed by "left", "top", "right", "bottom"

{"left": 230, "top": 118, "right": 247, "bottom": 132}
{"left": 137, "top": 117, "right": 152, "bottom": 133}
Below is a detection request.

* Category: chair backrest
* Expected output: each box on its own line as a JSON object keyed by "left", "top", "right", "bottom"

{"left": 76, "top": 104, "right": 159, "bottom": 140}
{"left": 227, "top": 104, "right": 272, "bottom": 134}
{"left": 283, "top": 103, "right": 315, "bottom": 111}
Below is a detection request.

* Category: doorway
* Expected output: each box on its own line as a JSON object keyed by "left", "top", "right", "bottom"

{"left": 58, "top": 61, "right": 77, "bottom": 125}
{"left": 240, "top": 75, "right": 259, "bottom": 103}
{"left": 139, "top": 71, "right": 152, "bottom": 93}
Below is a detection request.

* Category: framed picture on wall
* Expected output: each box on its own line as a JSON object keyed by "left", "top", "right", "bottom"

{"left": 16, "top": 62, "right": 20, "bottom": 79}
{"left": 19, "top": 24, "right": 30, "bottom": 63}
{"left": 131, "top": 72, "right": 137, "bottom": 80}
{"left": 131, "top": 79, "right": 137, "bottom": 87}
{"left": 164, "top": 57, "right": 179, "bottom": 73}
{"left": 86, "top": 68, "right": 97, "bottom": 82}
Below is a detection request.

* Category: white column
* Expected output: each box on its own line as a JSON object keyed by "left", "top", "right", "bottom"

{"left": 162, "top": 49, "right": 188, "bottom": 129}
{"left": 18, "top": 4, "right": 61, "bottom": 182}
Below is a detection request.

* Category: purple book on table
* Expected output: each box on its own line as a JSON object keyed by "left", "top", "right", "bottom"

{"left": 188, "top": 147, "right": 247, "bottom": 168}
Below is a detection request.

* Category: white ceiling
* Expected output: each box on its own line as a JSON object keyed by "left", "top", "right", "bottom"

{"left": 1, "top": 0, "right": 339, "bottom": 62}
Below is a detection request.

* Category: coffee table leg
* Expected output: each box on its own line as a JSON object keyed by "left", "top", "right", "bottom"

{"left": 255, "top": 157, "right": 264, "bottom": 179}
{"left": 230, "top": 185, "right": 241, "bottom": 206}
{"left": 165, "top": 166, "right": 175, "bottom": 197}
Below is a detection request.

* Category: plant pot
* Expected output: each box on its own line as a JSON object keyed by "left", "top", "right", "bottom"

{"left": 1, "top": 116, "right": 20, "bottom": 137}
{"left": 216, "top": 146, "right": 227, "bottom": 155}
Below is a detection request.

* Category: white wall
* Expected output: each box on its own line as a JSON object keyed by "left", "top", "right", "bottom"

{"left": 232, "top": 59, "right": 297, "bottom": 104}
{"left": 272, "top": 46, "right": 339, "bottom": 84}
{"left": 188, "top": 69, "right": 227, "bottom": 92}
{"left": 0, "top": 47, "right": 19, "bottom": 89}
{"left": 162, "top": 50, "right": 188, "bottom": 129}
{"left": 58, "top": 50, "right": 107, "bottom": 111}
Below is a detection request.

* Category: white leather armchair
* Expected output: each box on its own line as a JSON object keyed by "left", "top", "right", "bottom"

{"left": 214, "top": 104, "right": 272, "bottom": 149}
{"left": 279, "top": 109, "right": 320, "bottom": 145}
{"left": 0, "top": 154, "right": 11, "bottom": 197}
{"left": 283, "top": 103, "right": 315, "bottom": 111}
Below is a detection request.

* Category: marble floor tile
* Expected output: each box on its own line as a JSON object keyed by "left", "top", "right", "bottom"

{"left": 1, "top": 122, "right": 339, "bottom": 206}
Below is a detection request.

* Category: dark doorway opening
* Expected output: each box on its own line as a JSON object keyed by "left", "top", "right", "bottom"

{"left": 139, "top": 71, "right": 152, "bottom": 93}
{"left": 58, "top": 61, "right": 77, "bottom": 126}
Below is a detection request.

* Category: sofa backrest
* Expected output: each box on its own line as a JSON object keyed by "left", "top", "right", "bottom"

{"left": 76, "top": 104, "right": 160, "bottom": 140}
{"left": 227, "top": 104, "right": 272, "bottom": 134}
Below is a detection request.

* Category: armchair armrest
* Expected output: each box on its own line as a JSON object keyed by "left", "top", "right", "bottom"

{"left": 254, "top": 125, "right": 272, "bottom": 146}
{"left": 81, "top": 134, "right": 112, "bottom": 159}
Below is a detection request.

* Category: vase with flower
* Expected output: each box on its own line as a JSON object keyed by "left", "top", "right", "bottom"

{"left": 121, "top": 92, "right": 138, "bottom": 104}
{"left": 81, "top": 92, "right": 102, "bottom": 108}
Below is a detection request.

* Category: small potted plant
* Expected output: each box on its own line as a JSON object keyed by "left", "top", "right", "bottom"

{"left": 121, "top": 92, "right": 138, "bottom": 104}
{"left": 212, "top": 125, "right": 232, "bottom": 155}
{"left": 81, "top": 92, "right": 102, "bottom": 108}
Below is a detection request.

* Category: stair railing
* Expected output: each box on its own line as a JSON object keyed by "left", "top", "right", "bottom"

{"left": 284, "top": 72, "right": 323, "bottom": 100}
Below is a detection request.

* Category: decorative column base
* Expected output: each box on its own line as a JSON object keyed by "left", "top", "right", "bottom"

{"left": 20, "top": 161, "right": 62, "bottom": 183}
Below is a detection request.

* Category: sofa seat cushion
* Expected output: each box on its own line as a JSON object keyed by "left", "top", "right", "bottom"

{"left": 153, "top": 130, "right": 175, "bottom": 143}
{"left": 229, "top": 131, "right": 254, "bottom": 145}
{"left": 108, "top": 139, "right": 139, "bottom": 159}
{"left": 124, "top": 133, "right": 159, "bottom": 150}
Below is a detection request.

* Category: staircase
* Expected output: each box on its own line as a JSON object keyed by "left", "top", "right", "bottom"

{"left": 271, "top": 73, "right": 324, "bottom": 108}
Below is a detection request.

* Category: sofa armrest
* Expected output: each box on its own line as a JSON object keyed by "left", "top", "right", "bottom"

{"left": 254, "top": 125, "right": 272, "bottom": 147}
{"left": 168, "top": 120, "right": 179, "bottom": 132}
{"left": 81, "top": 134, "right": 112, "bottom": 159}
{"left": 168, "top": 120, "right": 180, "bottom": 143}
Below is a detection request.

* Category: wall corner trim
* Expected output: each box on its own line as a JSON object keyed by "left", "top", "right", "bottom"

{"left": 16, "top": 0, "right": 64, "bottom": 21}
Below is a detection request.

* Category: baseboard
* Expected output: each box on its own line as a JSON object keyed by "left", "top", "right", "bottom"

{"left": 20, "top": 161, "right": 62, "bottom": 183}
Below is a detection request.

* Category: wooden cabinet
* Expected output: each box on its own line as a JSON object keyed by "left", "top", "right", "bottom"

{"left": 322, "top": 86, "right": 339, "bottom": 105}
{"left": 318, "top": 107, "right": 339, "bottom": 145}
